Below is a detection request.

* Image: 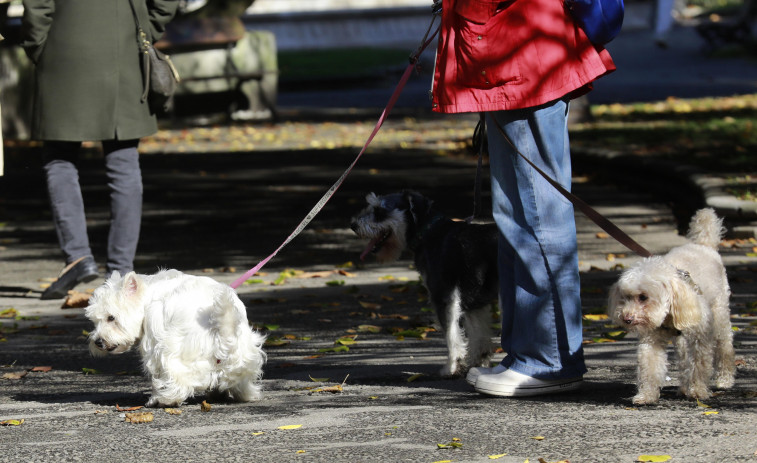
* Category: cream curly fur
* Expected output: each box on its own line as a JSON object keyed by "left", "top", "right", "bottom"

{"left": 607, "top": 208, "right": 735, "bottom": 404}
{"left": 86, "top": 270, "right": 266, "bottom": 407}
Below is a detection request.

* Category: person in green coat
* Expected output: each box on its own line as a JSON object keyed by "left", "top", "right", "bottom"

{"left": 21, "top": 0, "right": 180, "bottom": 299}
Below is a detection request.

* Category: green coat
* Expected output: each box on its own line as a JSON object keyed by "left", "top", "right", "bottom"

{"left": 21, "top": 0, "right": 180, "bottom": 141}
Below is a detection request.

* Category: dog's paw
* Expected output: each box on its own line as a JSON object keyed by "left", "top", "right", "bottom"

{"left": 714, "top": 373, "right": 735, "bottom": 390}
{"left": 680, "top": 385, "right": 712, "bottom": 400}
{"left": 439, "top": 364, "right": 462, "bottom": 378}
{"left": 631, "top": 392, "right": 659, "bottom": 405}
{"left": 145, "top": 396, "right": 181, "bottom": 408}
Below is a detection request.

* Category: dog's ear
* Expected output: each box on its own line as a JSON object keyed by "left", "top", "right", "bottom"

{"left": 606, "top": 283, "right": 622, "bottom": 324}
{"left": 667, "top": 277, "right": 703, "bottom": 331}
{"left": 404, "top": 191, "right": 431, "bottom": 223}
{"left": 366, "top": 192, "right": 380, "bottom": 207}
{"left": 121, "top": 272, "right": 141, "bottom": 298}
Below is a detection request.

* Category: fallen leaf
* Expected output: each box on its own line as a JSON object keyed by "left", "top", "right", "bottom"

{"left": 596, "top": 232, "right": 610, "bottom": 239}
{"left": 358, "top": 301, "right": 382, "bottom": 310}
{"left": 703, "top": 411, "right": 719, "bottom": 415}
{"left": 124, "top": 412, "right": 154, "bottom": 423}
{"left": 82, "top": 367, "right": 103, "bottom": 375}
{"left": 278, "top": 424, "right": 302, "bottom": 430}
{"left": 31, "top": 366, "right": 52, "bottom": 372}
{"left": 264, "top": 338, "right": 291, "bottom": 347}
{"left": 251, "top": 432, "right": 265, "bottom": 436}
{"left": 357, "top": 325, "right": 381, "bottom": 333}
{"left": 437, "top": 440, "right": 463, "bottom": 449}
{"left": 583, "top": 314, "right": 609, "bottom": 321}
{"left": 696, "top": 399, "right": 711, "bottom": 408}
{"left": 3, "top": 371, "right": 27, "bottom": 380}
{"left": 0, "top": 308, "right": 18, "bottom": 318}
{"left": 309, "top": 375, "right": 330, "bottom": 382}
{"left": 530, "top": 435, "right": 545, "bottom": 440}
{"left": 378, "top": 313, "right": 409, "bottom": 320}
{"left": 335, "top": 337, "right": 357, "bottom": 346}
{"left": 200, "top": 400, "right": 212, "bottom": 412}
{"left": 62, "top": 291, "right": 91, "bottom": 308}
{"left": 489, "top": 454, "right": 508, "bottom": 460}
{"left": 164, "top": 408, "right": 182, "bottom": 415}
{"left": 407, "top": 373, "right": 424, "bottom": 382}
{"left": 116, "top": 404, "right": 143, "bottom": 412}
{"left": 0, "top": 419, "right": 24, "bottom": 426}
{"left": 300, "top": 270, "right": 336, "bottom": 278}
{"left": 318, "top": 345, "right": 349, "bottom": 353}
{"left": 637, "top": 456, "right": 671, "bottom": 462}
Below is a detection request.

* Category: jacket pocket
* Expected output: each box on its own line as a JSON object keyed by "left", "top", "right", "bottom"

{"left": 453, "top": 0, "right": 523, "bottom": 89}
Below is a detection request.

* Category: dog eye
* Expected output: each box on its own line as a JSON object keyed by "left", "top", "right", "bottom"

{"left": 638, "top": 294, "right": 648, "bottom": 302}
{"left": 107, "top": 315, "right": 115, "bottom": 322}
{"left": 373, "top": 207, "right": 388, "bottom": 222}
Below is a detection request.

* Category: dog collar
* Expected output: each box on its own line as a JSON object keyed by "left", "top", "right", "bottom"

{"left": 676, "top": 268, "right": 703, "bottom": 296}
{"left": 661, "top": 314, "right": 683, "bottom": 336}
{"left": 407, "top": 213, "right": 446, "bottom": 252}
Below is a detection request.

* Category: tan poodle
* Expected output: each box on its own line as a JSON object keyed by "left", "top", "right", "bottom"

{"left": 608, "top": 208, "right": 735, "bottom": 404}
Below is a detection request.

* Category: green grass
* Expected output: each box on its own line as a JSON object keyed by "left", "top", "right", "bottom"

{"left": 570, "top": 95, "right": 757, "bottom": 174}
{"left": 277, "top": 47, "right": 410, "bottom": 81}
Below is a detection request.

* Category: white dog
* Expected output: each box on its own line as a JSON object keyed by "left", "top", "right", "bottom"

{"left": 85, "top": 269, "right": 266, "bottom": 407}
{"left": 608, "top": 208, "right": 735, "bottom": 404}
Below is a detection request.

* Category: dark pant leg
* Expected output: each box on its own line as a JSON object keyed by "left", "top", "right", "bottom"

{"left": 102, "top": 139, "right": 143, "bottom": 275}
{"left": 43, "top": 141, "right": 92, "bottom": 264}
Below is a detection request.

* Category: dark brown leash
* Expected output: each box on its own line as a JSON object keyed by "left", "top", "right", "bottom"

{"left": 482, "top": 114, "right": 653, "bottom": 259}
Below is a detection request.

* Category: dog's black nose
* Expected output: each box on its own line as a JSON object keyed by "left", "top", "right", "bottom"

{"left": 623, "top": 316, "right": 634, "bottom": 325}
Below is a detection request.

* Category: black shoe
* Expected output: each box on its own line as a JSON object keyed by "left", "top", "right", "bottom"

{"left": 40, "top": 256, "right": 100, "bottom": 300}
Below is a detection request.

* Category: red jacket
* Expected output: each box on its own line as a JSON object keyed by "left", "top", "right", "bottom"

{"left": 431, "top": 0, "right": 616, "bottom": 113}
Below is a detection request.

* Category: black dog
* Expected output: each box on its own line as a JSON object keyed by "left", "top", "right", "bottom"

{"left": 350, "top": 191, "right": 499, "bottom": 376}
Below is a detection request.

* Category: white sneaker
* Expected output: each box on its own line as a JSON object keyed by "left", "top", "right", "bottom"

{"left": 465, "top": 363, "right": 507, "bottom": 386}
{"left": 474, "top": 368, "right": 583, "bottom": 397}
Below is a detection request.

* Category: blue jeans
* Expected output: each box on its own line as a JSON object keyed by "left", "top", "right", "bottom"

{"left": 43, "top": 140, "right": 143, "bottom": 275}
{"left": 486, "top": 98, "right": 586, "bottom": 380}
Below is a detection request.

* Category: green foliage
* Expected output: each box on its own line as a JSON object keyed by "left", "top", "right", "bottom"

{"left": 571, "top": 95, "right": 757, "bottom": 173}
{"left": 277, "top": 47, "right": 409, "bottom": 81}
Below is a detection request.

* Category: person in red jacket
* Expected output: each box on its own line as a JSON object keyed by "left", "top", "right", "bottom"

{"left": 432, "top": 0, "right": 615, "bottom": 396}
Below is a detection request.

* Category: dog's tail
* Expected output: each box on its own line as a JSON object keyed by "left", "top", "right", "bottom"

{"left": 686, "top": 208, "right": 725, "bottom": 250}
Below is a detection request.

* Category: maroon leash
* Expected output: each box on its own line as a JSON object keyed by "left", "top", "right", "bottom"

{"left": 489, "top": 119, "right": 653, "bottom": 259}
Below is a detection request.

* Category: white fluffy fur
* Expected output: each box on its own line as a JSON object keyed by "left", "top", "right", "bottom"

{"left": 85, "top": 269, "right": 266, "bottom": 407}
{"left": 608, "top": 208, "right": 735, "bottom": 404}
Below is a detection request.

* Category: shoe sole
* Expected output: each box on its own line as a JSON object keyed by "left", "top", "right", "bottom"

{"left": 40, "top": 271, "right": 99, "bottom": 300}
{"left": 475, "top": 378, "right": 583, "bottom": 397}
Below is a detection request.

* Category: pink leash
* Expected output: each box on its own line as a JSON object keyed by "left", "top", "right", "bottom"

{"left": 230, "top": 26, "right": 440, "bottom": 289}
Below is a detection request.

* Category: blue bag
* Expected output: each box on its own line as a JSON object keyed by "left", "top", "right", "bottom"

{"left": 567, "top": 0, "right": 625, "bottom": 46}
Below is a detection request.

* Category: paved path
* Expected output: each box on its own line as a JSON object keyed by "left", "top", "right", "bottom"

{"left": 1, "top": 127, "right": 756, "bottom": 461}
